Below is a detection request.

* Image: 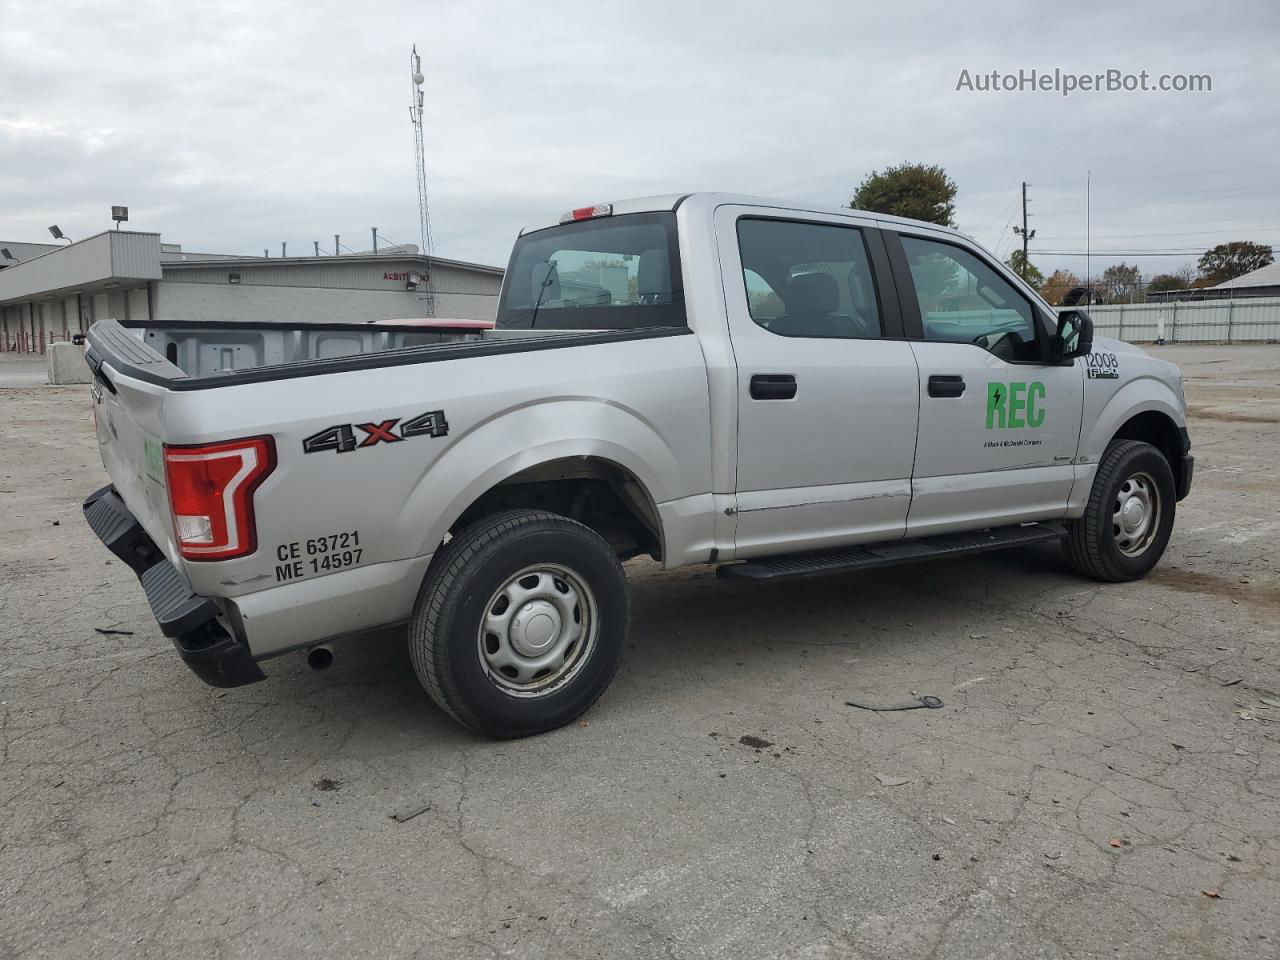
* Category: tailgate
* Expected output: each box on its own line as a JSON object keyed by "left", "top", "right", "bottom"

{"left": 86, "top": 322, "right": 191, "bottom": 558}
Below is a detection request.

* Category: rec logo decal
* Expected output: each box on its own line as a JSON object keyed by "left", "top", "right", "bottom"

{"left": 302, "top": 409, "right": 449, "bottom": 454}
{"left": 986, "top": 381, "right": 1046, "bottom": 429}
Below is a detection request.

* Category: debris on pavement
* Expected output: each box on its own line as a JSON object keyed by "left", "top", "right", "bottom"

{"left": 846, "top": 695, "right": 943, "bottom": 712}
{"left": 1201, "top": 889, "right": 1222, "bottom": 899}
{"left": 390, "top": 802, "right": 432, "bottom": 823}
{"left": 93, "top": 627, "right": 134, "bottom": 636}
{"left": 875, "top": 774, "right": 911, "bottom": 786}
{"left": 739, "top": 735, "right": 774, "bottom": 749}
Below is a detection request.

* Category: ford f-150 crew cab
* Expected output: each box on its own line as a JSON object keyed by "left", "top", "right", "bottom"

{"left": 83, "top": 193, "right": 1193, "bottom": 738}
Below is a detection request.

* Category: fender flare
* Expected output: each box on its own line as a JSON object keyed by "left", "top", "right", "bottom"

{"left": 1080, "top": 376, "right": 1185, "bottom": 463}
{"left": 398, "top": 397, "right": 688, "bottom": 559}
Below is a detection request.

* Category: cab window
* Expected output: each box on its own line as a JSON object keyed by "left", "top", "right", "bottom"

{"left": 901, "top": 236, "right": 1040, "bottom": 362}
{"left": 496, "top": 212, "right": 685, "bottom": 330}
{"left": 737, "top": 218, "right": 882, "bottom": 339}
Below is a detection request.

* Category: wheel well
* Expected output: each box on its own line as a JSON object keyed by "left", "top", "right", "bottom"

{"left": 451, "top": 458, "right": 663, "bottom": 561}
{"left": 1112, "top": 411, "right": 1186, "bottom": 485}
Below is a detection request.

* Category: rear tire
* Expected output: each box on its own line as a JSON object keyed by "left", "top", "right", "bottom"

{"left": 409, "top": 509, "right": 629, "bottom": 738}
{"left": 1064, "top": 439, "right": 1175, "bottom": 582}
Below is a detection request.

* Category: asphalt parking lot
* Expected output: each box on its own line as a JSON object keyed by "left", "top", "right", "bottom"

{"left": 2, "top": 345, "right": 1278, "bottom": 960}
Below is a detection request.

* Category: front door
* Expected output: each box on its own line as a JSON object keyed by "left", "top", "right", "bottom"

{"left": 716, "top": 207, "right": 921, "bottom": 558}
{"left": 886, "top": 231, "right": 1084, "bottom": 536}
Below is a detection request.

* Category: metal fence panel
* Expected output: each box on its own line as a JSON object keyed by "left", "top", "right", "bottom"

{"left": 1065, "top": 297, "right": 1280, "bottom": 343}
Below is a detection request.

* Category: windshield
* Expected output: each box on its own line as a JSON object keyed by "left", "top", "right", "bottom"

{"left": 496, "top": 212, "right": 685, "bottom": 330}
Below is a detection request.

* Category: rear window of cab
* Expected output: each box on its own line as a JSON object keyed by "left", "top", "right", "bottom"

{"left": 496, "top": 212, "right": 686, "bottom": 331}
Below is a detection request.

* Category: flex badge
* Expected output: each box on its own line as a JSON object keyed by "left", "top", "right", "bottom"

{"left": 986, "top": 381, "right": 1046, "bottom": 429}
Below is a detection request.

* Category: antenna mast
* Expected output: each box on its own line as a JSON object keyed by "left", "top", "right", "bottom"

{"left": 409, "top": 45, "right": 437, "bottom": 316}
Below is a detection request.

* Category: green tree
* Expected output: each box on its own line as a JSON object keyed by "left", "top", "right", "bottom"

{"left": 1146, "top": 267, "right": 1194, "bottom": 295}
{"left": 1039, "top": 269, "right": 1081, "bottom": 306}
{"left": 1196, "top": 241, "right": 1274, "bottom": 286}
{"left": 1101, "top": 263, "right": 1142, "bottom": 302}
{"left": 850, "top": 163, "right": 957, "bottom": 226}
{"left": 1146, "top": 274, "right": 1183, "bottom": 294}
{"left": 1005, "top": 250, "right": 1044, "bottom": 288}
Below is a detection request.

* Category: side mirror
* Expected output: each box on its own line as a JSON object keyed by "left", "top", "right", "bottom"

{"left": 1052, "top": 309, "right": 1093, "bottom": 361}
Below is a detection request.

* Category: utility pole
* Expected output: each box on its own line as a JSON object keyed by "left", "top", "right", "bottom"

{"left": 1011, "top": 181, "right": 1036, "bottom": 280}
{"left": 1021, "top": 181, "right": 1029, "bottom": 266}
{"left": 1086, "top": 169, "right": 1092, "bottom": 297}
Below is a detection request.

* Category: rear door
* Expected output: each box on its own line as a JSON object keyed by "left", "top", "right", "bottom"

{"left": 884, "top": 230, "right": 1084, "bottom": 536}
{"left": 715, "top": 206, "right": 920, "bottom": 558}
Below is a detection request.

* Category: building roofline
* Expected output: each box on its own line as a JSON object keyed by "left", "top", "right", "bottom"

{"left": 3, "top": 230, "right": 161, "bottom": 270}
{"left": 161, "top": 251, "right": 504, "bottom": 274}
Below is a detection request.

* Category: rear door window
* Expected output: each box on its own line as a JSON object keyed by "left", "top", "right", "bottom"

{"left": 736, "top": 218, "right": 883, "bottom": 339}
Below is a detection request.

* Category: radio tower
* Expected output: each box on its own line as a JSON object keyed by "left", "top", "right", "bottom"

{"left": 409, "top": 45, "right": 437, "bottom": 317}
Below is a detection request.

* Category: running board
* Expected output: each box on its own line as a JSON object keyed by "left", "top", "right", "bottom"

{"left": 716, "top": 522, "right": 1068, "bottom": 582}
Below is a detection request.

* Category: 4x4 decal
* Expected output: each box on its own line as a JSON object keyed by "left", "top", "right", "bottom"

{"left": 303, "top": 409, "right": 449, "bottom": 455}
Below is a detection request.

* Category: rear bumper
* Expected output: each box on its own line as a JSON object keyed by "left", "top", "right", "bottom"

{"left": 82, "top": 485, "right": 266, "bottom": 688}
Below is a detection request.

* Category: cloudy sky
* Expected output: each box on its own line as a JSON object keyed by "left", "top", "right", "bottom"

{"left": 3, "top": 0, "right": 1278, "bottom": 282}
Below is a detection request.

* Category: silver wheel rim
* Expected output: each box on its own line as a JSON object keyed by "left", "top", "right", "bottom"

{"left": 1112, "top": 470, "right": 1160, "bottom": 557}
{"left": 476, "top": 564, "right": 598, "bottom": 698}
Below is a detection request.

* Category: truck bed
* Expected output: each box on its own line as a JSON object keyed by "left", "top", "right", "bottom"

{"left": 88, "top": 318, "right": 681, "bottom": 390}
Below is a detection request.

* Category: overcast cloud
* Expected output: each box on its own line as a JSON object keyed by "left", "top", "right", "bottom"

{"left": 3, "top": 0, "right": 1278, "bottom": 280}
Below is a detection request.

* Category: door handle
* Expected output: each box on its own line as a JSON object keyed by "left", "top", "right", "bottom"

{"left": 927, "top": 374, "right": 965, "bottom": 398}
{"left": 750, "top": 374, "right": 797, "bottom": 400}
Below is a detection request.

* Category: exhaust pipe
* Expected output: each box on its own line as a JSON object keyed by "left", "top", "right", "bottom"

{"left": 306, "top": 645, "right": 334, "bottom": 671}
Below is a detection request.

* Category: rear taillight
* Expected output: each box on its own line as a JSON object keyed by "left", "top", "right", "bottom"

{"left": 163, "top": 436, "right": 276, "bottom": 561}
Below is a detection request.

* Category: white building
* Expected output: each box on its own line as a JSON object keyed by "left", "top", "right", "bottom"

{"left": 0, "top": 231, "right": 503, "bottom": 351}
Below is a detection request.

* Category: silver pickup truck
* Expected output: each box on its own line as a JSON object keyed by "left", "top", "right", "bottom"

{"left": 83, "top": 193, "right": 1193, "bottom": 737}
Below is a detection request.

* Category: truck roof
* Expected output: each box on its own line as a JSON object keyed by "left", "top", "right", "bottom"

{"left": 519, "top": 192, "right": 972, "bottom": 243}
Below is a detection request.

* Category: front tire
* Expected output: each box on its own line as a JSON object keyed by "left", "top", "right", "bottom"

{"left": 409, "top": 510, "right": 629, "bottom": 738}
{"left": 1064, "top": 440, "right": 1176, "bottom": 582}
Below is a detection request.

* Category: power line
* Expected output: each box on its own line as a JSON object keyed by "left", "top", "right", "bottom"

{"left": 973, "top": 189, "right": 1021, "bottom": 246}
{"left": 1030, "top": 161, "right": 1280, "bottom": 189}
{"left": 1037, "top": 249, "right": 1277, "bottom": 257}
{"left": 1047, "top": 225, "right": 1280, "bottom": 240}
{"left": 1035, "top": 186, "right": 1280, "bottom": 216}
{"left": 1037, "top": 181, "right": 1280, "bottom": 205}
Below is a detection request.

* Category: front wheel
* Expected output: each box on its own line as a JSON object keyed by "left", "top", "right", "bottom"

{"left": 1064, "top": 440, "right": 1176, "bottom": 582}
{"left": 409, "top": 510, "right": 629, "bottom": 738}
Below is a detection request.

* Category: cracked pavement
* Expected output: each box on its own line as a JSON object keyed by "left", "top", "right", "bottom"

{"left": 1, "top": 345, "right": 1278, "bottom": 959}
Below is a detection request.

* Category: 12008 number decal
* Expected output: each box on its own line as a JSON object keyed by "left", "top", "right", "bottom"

{"left": 302, "top": 409, "right": 448, "bottom": 455}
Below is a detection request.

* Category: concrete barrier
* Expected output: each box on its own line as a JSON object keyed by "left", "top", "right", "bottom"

{"left": 47, "top": 341, "right": 92, "bottom": 384}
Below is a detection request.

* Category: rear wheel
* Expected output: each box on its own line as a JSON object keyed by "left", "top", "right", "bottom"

{"left": 1064, "top": 440, "right": 1176, "bottom": 582}
{"left": 409, "top": 509, "right": 629, "bottom": 738}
